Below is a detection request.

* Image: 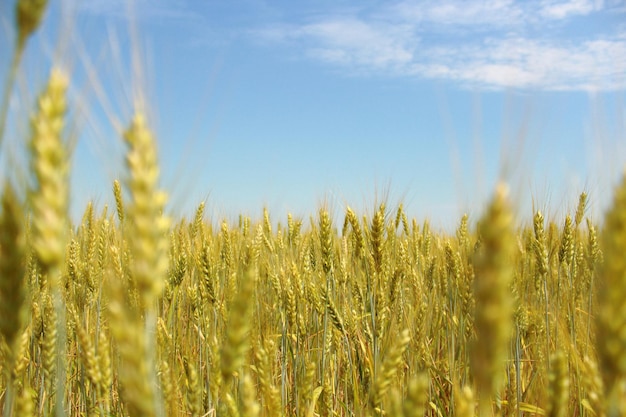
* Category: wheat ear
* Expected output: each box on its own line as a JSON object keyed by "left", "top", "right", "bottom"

{"left": 220, "top": 265, "right": 257, "bottom": 391}
{"left": 0, "top": 183, "right": 26, "bottom": 359}
{"left": 0, "top": 184, "right": 26, "bottom": 417}
{"left": 123, "top": 112, "right": 170, "bottom": 310}
{"left": 27, "top": 68, "right": 69, "bottom": 417}
{"left": 471, "top": 183, "right": 515, "bottom": 417}
{"left": 596, "top": 171, "right": 626, "bottom": 414}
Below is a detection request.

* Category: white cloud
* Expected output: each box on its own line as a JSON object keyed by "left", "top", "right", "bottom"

{"left": 257, "top": 0, "right": 626, "bottom": 91}
{"left": 540, "top": 0, "right": 602, "bottom": 19}
{"left": 297, "top": 19, "right": 416, "bottom": 69}
{"left": 392, "top": 0, "right": 525, "bottom": 27}
{"left": 416, "top": 36, "right": 626, "bottom": 90}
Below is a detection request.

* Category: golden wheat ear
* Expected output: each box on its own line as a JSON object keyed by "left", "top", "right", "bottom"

{"left": 0, "top": 182, "right": 26, "bottom": 359}
{"left": 15, "top": 0, "right": 48, "bottom": 48}
{"left": 471, "top": 182, "right": 515, "bottom": 417}
{"left": 107, "top": 275, "right": 159, "bottom": 417}
{"left": 28, "top": 68, "right": 69, "bottom": 283}
{"left": 26, "top": 68, "right": 70, "bottom": 417}
{"left": 369, "top": 328, "right": 410, "bottom": 414}
{"left": 113, "top": 179, "right": 124, "bottom": 225}
{"left": 0, "top": 182, "right": 26, "bottom": 417}
{"left": 123, "top": 112, "right": 170, "bottom": 311}
{"left": 402, "top": 373, "right": 429, "bottom": 417}
{"left": 547, "top": 350, "right": 570, "bottom": 417}
{"left": 220, "top": 265, "right": 257, "bottom": 391}
{"left": 596, "top": 171, "right": 626, "bottom": 415}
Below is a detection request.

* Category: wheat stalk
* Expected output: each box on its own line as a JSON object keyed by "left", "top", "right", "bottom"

{"left": 472, "top": 183, "right": 515, "bottom": 417}
{"left": 596, "top": 171, "right": 626, "bottom": 415}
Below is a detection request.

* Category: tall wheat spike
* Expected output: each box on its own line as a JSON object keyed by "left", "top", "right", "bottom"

{"left": 27, "top": 68, "right": 70, "bottom": 417}
{"left": 0, "top": 183, "right": 26, "bottom": 417}
{"left": 220, "top": 265, "right": 257, "bottom": 392}
{"left": 370, "top": 328, "right": 410, "bottom": 413}
{"left": 113, "top": 179, "right": 124, "bottom": 225}
{"left": 596, "top": 171, "right": 626, "bottom": 415}
{"left": 123, "top": 112, "right": 170, "bottom": 311}
{"left": 547, "top": 350, "right": 570, "bottom": 417}
{"left": 0, "top": 183, "right": 26, "bottom": 358}
{"left": 472, "top": 183, "right": 515, "bottom": 417}
{"left": 107, "top": 111, "right": 172, "bottom": 417}
{"left": 28, "top": 68, "right": 69, "bottom": 283}
{"left": 108, "top": 278, "right": 158, "bottom": 417}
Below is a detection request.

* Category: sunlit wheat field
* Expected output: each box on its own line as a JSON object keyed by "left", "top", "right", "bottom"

{"left": 1, "top": 1, "right": 626, "bottom": 417}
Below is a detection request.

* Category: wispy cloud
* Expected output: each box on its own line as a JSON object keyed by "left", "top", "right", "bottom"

{"left": 414, "top": 35, "right": 626, "bottom": 90}
{"left": 539, "top": 0, "right": 602, "bottom": 19}
{"left": 390, "top": 0, "right": 525, "bottom": 27}
{"left": 299, "top": 19, "right": 416, "bottom": 69}
{"left": 256, "top": 0, "right": 626, "bottom": 91}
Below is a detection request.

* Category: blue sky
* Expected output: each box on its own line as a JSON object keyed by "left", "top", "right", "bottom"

{"left": 1, "top": 0, "right": 625, "bottom": 230}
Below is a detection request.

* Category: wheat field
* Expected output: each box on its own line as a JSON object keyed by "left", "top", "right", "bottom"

{"left": 1, "top": 1, "right": 626, "bottom": 416}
